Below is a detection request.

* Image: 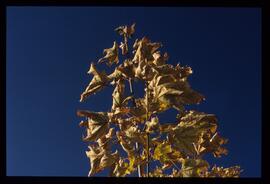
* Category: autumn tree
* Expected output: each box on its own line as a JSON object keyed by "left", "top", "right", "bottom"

{"left": 77, "top": 23, "right": 242, "bottom": 177}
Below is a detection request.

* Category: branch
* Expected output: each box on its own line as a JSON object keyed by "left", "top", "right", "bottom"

{"left": 145, "top": 81, "right": 150, "bottom": 177}
{"left": 128, "top": 78, "right": 142, "bottom": 177}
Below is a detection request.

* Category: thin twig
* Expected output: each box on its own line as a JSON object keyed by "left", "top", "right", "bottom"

{"left": 170, "top": 159, "right": 181, "bottom": 171}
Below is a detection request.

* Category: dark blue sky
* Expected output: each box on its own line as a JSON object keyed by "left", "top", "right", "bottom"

{"left": 6, "top": 7, "right": 261, "bottom": 177}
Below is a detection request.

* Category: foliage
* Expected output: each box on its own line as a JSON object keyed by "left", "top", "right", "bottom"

{"left": 77, "top": 23, "right": 242, "bottom": 177}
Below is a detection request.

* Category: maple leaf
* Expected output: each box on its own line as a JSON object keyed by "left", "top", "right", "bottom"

{"left": 98, "top": 41, "right": 119, "bottom": 66}
{"left": 194, "top": 132, "right": 228, "bottom": 157}
{"left": 153, "top": 141, "right": 182, "bottom": 164}
{"left": 152, "top": 51, "right": 169, "bottom": 66}
{"left": 77, "top": 110, "right": 110, "bottom": 142}
{"left": 86, "top": 130, "right": 119, "bottom": 176}
{"left": 85, "top": 144, "right": 103, "bottom": 176}
{"left": 112, "top": 158, "right": 128, "bottom": 177}
{"left": 119, "top": 42, "right": 128, "bottom": 55}
{"left": 205, "top": 165, "right": 242, "bottom": 177}
{"left": 116, "top": 59, "right": 136, "bottom": 79}
{"left": 180, "top": 158, "right": 209, "bottom": 177}
{"left": 145, "top": 116, "right": 159, "bottom": 133}
{"left": 167, "top": 110, "right": 218, "bottom": 155}
{"left": 111, "top": 78, "right": 133, "bottom": 113}
{"left": 134, "top": 59, "right": 156, "bottom": 81}
{"left": 132, "top": 37, "right": 162, "bottom": 63}
{"left": 115, "top": 23, "right": 136, "bottom": 38}
{"left": 80, "top": 63, "right": 109, "bottom": 102}
{"left": 149, "top": 74, "right": 205, "bottom": 112}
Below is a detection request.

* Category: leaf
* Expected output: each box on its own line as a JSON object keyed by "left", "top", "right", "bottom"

{"left": 153, "top": 141, "right": 172, "bottom": 163}
{"left": 77, "top": 110, "right": 110, "bottom": 142}
{"left": 99, "top": 150, "right": 119, "bottom": 170}
{"left": 80, "top": 63, "right": 109, "bottom": 102}
{"left": 117, "top": 118, "right": 134, "bottom": 131}
{"left": 98, "top": 41, "right": 119, "bottom": 66}
{"left": 148, "top": 74, "right": 183, "bottom": 111}
{"left": 128, "top": 99, "right": 147, "bottom": 121}
{"left": 149, "top": 166, "right": 167, "bottom": 177}
{"left": 119, "top": 41, "right": 128, "bottom": 55}
{"left": 115, "top": 23, "right": 136, "bottom": 38}
{"left": 112, "top": 78, "right": 125, "bottom": 111}
{"left": 148, "top": 74, "right": 205, "bottom": 112}
{"left": 86, "top": 128, "right": 119, "bottom": 177}
{"left": 153, "top": 141, "right": 182, "bottom": 164}
{"left": 86, "top": 144, "right": 103, "bottom": 176}
{"left": 180, "top": 158, "right": 209, "bottom": 177}
{"left": 168, "top": 110, "right": 218, "bottom": 155}
{"left": 125, "top": 125, "right": 147, "bottom": 146}
{"left": 113, "top": 158, "right": 130, "bottom": 177}
{"left": 116, "top": 59, "right": 136, "bottom": 79}
{"left": 146, "top": 116, "right": 159, "bottom": 133}
{"left": 86, "top": 146, "right": 119, "bottom": 177}
{"left": 134, "top": 59, "right": 155, "bottom": 80}
{"left": 132, "top": 37, "right": 162, "bottom": 63}
{"left": 197, "top": 132, "right": 228, "bottom": 157}
{"left": 152, "top": 51, "right": 169, "bottom": 66}
{"left": 205, "top": 165, "right": 242, "bottom": 177}
{"left": 152, "top": 63, "right": 192, "bottom": 80}
{"left": 116, "top": 131, "right": 136, "bottom": 156}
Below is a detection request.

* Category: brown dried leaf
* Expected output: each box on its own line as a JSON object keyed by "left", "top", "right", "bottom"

{"left": 168, "top": 110, "right": 218, "bottom": 155}
{"left": 115, "top": 23, "right": 136, "bottom": 38}
{"left": 205, "top": 165, "right": 242, "bottom": 177}
{"left": 80, "top": 63, "right": 109, "bottom": 102}
{"left": 152, "top": 51, "right": 169, "bottom": 66}
{"left": 180, "top": 158, "right": 209, "bottom": 177}
{"left": 77, "top": 110, "right": 110, "bottom": 142}
{"left": 132, "top": 37, "right": 162, "bottom": 63}
{"left": 98, "top": 41, "right": 119, "bottom": 66}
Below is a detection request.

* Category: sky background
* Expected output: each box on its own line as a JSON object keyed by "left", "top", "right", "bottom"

{"left": 6, "top": 7, "right": 261, "bottom": 177}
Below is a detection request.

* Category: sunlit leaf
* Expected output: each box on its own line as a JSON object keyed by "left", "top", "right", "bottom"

{"left": 168, "top": 110, "right": 217, "bottom": 155}
{"left": 115, "top": 23, "right": 136, "bottom": 38}
{"left": 77, "top": 110, "right": 110, "bottom": 142}
{"left": 205, "top": 165, "right": 242, "bottom": 177}
{"left": 180, "top": 158, "right": 209, "bottom": 177}
{"left": 98, "top": 41, "right": 119, "bottom": 66}
{"left": 132, "top": 37, "right": 162, "bottom": 63}
{"left": 80, "top": 63, "right": 109, "bottom": 102}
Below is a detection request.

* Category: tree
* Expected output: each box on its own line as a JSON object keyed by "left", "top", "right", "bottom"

{"left": 77, "top": 23, "right": 242, "bottom": 177}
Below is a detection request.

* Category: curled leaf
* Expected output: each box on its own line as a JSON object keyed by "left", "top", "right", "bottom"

{"left": 152, "top": 51, "right": 169, "bottom": 66}
{"left": 119, "top": 41, "right": 128, "bottom": 55}
{"left": 181, "top": 158, "right": 209, "bottom": 177}
{"left": 132, "top": 37, "right": 162, "bottom": 63}
{"left": 77, "top": 110, "right": 110, "bottom": 142}
{"left": 205, "top": 165, "right": 242, "bottom": 177}
{"left": 115, "top": 23, "right": 136, "bottom": 38}
{"left": 98, "top": 41, "right": 119, "bottom": 66}
{"left": 168, "top": 110, "right": 218, "bottom": 155}
{"left": 153, "top": 141, "right": 182, "bottom": 164}
{"left": 146, "top": 116, "right": 159, "bottom": 133}
{"left": 80, "top": 63, "right": 109, "bottom": 102}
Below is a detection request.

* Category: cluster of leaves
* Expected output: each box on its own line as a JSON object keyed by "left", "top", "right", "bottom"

{"left": 77, "top": 23, "right": 242, "bottom": 177}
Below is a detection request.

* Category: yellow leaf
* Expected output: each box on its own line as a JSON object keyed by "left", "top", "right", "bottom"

{"left": 181, "top": 158, "right": 209, "bottom": 177}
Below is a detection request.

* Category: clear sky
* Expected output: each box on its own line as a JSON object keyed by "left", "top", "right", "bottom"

{"left": 6, "top": 7, "right": 261, "bottom": 177}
